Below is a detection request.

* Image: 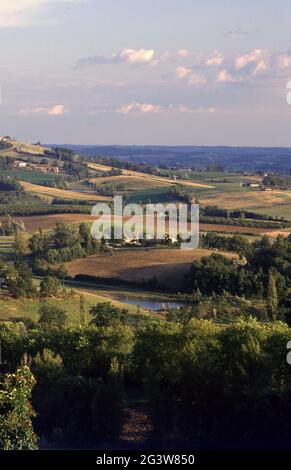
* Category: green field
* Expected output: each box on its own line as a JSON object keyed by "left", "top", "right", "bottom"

{"left": 126, "top": 186, "right": 172, "bottom": 203}
{"left": 0, "top": 169, "right": 57, "bottom": 185}
{"left": 67, "top": 180, "right": 89, "bottom": 190}
{"left": 0, "top": 236, "right": 15, "bottom": 260}
{"left": 250, "top": 204, "right": 291, "bottom": 219}
{"left": 0, "top": 288, "right": 151, "bottom": 325}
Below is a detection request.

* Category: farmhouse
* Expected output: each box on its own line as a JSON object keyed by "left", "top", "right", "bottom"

{"left": 30, "top": 164, "right": 59, "bottom": 174}
{"left": 124, "top": 237, "right": 142, "bottom": 246}
{"left": 13, "top": 160, "right": 28, "bottom": 168}
{"left": 242, "top": 181, "right": 261, "bottom": 188}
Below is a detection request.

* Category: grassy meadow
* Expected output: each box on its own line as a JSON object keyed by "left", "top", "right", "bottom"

{"left": 0, "top": 169, "right": 58, "bottom": 185}
{"left": 0, "top": 287, "right": 152, "bottom": 325}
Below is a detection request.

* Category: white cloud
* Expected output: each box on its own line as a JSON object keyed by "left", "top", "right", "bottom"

{"left": 0, "top": 0, "right": 83, "bottom": 27}
{"left": 117, "top": 102, "right": 216, "bottom": 115}
{"left": 253, "top": 59, "right": 268, "bottom": 75}
{"left": 160, "top": 49, "right": 191, "bottom": 61}
{"left": 19, "top": 104, "right": 68, "bottom": 116}
{"left": 176, "top": 67, "right": 206, "bottom": 85}
{"left": 278, "top": 55, "right": 291, "bottom": 69}
{"left": 78, "top": 46, "right": 291, "bottom": 91}
{"left": 116, "top": 102, "right": 162, "bottom": 115}
{"left": 205, "top": 51, "right": 225, "bottom": 66}
{"left": 78, "top": 48, "right": 156, "bottom": 67}
{"left": 177, "top": 49, "right": 191, "bottom": 58}
{"left": 217, "top": 70, "right": 237, "bottom": 83}
{"left": 120, "top": 49, "right": 155, "bottom": 65}
{"left": 0, "top": 0, "right": 44, "bottom": 27}
{"left": 175, "top": 66, "right": 192, "bottom": 79}
{"left": 235, "top": 48, "right": 265, "bottom": 69}
{"left": 47, "top": 104, "right": 68, "bottom": 115}
{"left": 216, "top": 49, "right": 270, "bottom": 83}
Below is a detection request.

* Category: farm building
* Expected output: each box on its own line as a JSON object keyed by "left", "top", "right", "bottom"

{"left": 30, "top": 164, "right": 59, "bottom": 174}
{"left": 13, "top": 160, "right": 28, "bottom": 168}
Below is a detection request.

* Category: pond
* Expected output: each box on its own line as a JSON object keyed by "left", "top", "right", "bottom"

{"left": 115, "top": 295, "right": 191, "bottom": 311}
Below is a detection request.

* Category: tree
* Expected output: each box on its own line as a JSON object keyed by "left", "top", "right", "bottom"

{"left": 7, "top": 262, "right": 37, "bottom": 298}
{"left": 90, "top": 302, "right": 128, "bottom": 328}
{"left": 0, "top": 215, "right": 25, "bottom": 236}
{"left": 29, "top": 228, "right": 47, "bottom": 257}
{"left": 14, "top": 230, "right": 29, "bottom": 257}
{"left": 267, "top": 270, "right": 278, "bottom": 321}
{"left": 52, "top": 223, "right": 78, "bottom": 249}
{"left": 0, "top": 366, "right": 38, "bottom": 450}
{"left": 39, "top": 304, "right": 67, "bottom": 328}
{"left": 40, "top": 275, "right": 61, "bottom": 298}
{"left": 79, "top": 223, "right": 91, "bottom": 246}
{"left": 33, "top": 348, "right": 63, "bottom": 381}
{"left": 91, "top": 358, "right": 124, "bottom": 441}
{"left": 79, "top": 294, "right": 86, "bottom": 326}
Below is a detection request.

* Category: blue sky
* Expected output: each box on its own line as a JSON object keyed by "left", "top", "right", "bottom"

{"left": 0, "top": 0, "right": 291, "bottom": 145}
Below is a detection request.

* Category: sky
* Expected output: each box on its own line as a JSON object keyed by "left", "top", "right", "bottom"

{"left": 0, "top": 0, "right": 291, "bottom": 146}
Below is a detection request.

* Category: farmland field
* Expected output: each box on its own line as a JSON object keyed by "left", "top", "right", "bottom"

{"left": 89, "top": 173, "right": 214, "bottom": 191}
{"left": 0, "top": 139, "right": 47, "bottom": 157}
{"left": 12, "top": 213, "right": 274, "bottom": 235}
{"left": 13, "top": 213, "right": 96, "bottom": 232}
{"left": 189, "top": 184, "right": 291, "bottom": 219}
{"left": 0, "top": 236, "right": 14, "bottom": 259}
{"left": 64, "top": 248, "right": 238, "bottom": 289}
{"left": 20, "top": 180, "right": 112, "bottom": 201}
{"left": 89, "top": 174, "right": 170, "bottom": 190}
{"left": 87, "top": 162, "right": 113, "bottom": 172}
{"left": 251, "top": 204, "right": 291, "bottom": 220}
{"left": 0, "top": 169, "right": 57, "bottom": 185}
{"left": 199, "top": 223, "right": 272, "bottom": 235}
{"left": 126, "top": 187, "right": 172, "bottom": 203}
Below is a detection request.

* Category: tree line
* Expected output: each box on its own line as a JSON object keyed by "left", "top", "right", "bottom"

{"left": 186, "top": 235, "right": 291, "bottom": 323}
{"left": 0, "top": 313, "right": 291, "bottom": 449}
{"left": 28, "top": 222, "right": 100, "bottom": 264}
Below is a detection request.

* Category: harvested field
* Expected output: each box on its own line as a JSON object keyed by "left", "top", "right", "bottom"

{"left": 200, "top": 223, "right": 272, "bottom": 235}
{"left": 89, "top": 174, "right": 171, "bottom": 190}
{"left": 262, "top": 228, "right": 291, "bottom": 238}
{"left": 12, "top": 214, "right": 96, "bottom": 233}
{"left": 20, "top": 181, "right": 112, "bottom": 201}
{"left": 87, "top": 162, "right": 113, "bottom": 172}
{"left": 0, "top": 139, "right": 47, "bottom": 157}
{"left": 65, "top": 248, "right": 238, "bottom": 289}
{"left": 89, "top": 169, "right": 215, "bottom": 190}
{"left": 118, "top": 169, "right": 215, "bottom": 188}
{"left": 199, "top": 189, "right": 291, "bottom": 211}
{"left": 13, "top": 213, "right": 274, "bottom": 236}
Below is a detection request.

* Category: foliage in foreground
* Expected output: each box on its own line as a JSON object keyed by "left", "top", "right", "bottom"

{"left": 0, "top": 366, "right": 37, "bottom": 450}
{"left": 0, "top": 314, "right": 291, "bottom": 449}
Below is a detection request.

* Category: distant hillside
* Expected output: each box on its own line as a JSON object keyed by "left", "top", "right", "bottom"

{"left": 0, "top": 136, "right": 48, "bottom": 157}
{"left": 50, "top": 144, "right": 291, "bottom": 172}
